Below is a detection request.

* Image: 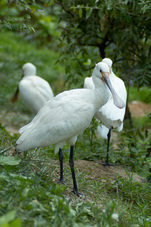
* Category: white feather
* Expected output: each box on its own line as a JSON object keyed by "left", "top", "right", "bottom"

{"left": 19, "top": 63, "right": 54, "bottom": 113}
{"left": 97, "top": 125, "right": 109, "bottom": 139}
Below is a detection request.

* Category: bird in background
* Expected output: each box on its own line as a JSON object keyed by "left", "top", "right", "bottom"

{"left": 84, "top": 58, "right": 127, "bottom": 166}
{"left": 15, "top": 62, "right": 125, "bottom": 196}
{"left": 11, "top": 62, "right": 54, "bottom": 114}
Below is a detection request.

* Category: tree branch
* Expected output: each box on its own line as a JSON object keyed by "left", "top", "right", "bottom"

{"left": 54, "top": 0, "right": 75, "bottom": 18}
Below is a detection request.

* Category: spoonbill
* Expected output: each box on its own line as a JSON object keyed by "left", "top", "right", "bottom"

{"left": 15, "top": 62, "right": 125, "bottom": 196}
{"left": 84, "top": 58, "right": 127, "bottom": 166}
{"left": 11, "top": 63, "right": 54, "bottom": 113}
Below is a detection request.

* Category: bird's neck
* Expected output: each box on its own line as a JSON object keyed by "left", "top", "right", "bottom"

{"left": 23, "top": 74, "right": 35, "bottom": 78}
{"left": 110, "top": 71, "right": 116, "bottom": 80}
{"left": 92, "top": 78, "right": 110, "bottom": 112}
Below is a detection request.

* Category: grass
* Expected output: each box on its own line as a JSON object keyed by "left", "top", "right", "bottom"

{"left": 0, "top": 31, "right": 151, "bottom": 226}
{"left": 0, "top": 135, "right": 151, "bottom": 226}
{"left": 128, "top": 87, "right": 151, "bottom": 104}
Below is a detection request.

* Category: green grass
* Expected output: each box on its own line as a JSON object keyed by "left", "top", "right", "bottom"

{"left": 129, "top": 86, "right": 151, "bottom": 104}
{"left": 0, "top": 127, "right": 151, "bottom": 226}
{"left": 0, "top": 31, "right": 151, "bottom": 226}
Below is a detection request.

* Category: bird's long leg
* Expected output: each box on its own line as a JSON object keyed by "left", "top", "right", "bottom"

{"left": 69, "top": 145, "right": 79, "bottom": 196}
{"left": 59, "top": 148, "right": 64, "bottom": 182}
{"left": 105, "top": 128, "right": 111, "bottom": 166}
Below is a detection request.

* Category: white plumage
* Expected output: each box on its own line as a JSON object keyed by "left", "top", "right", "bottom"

{"left": 18, "top": 89, "right": 96, "bottom": 154}
{"left": 84, "top": 58, "right": 127, "bottom": 166}
{"left": 11, "top": 63, "right": 54, "bottom": 113}
{"left": 97, "top": 125, "right": 109, "bottom": 139}
{"left": 16, "top": 62, "right": 125, "bottom": 196}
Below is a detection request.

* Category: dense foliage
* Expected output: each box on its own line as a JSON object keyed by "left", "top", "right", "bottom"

{"left": 0, "top": 0, "right": 151, "bottom": 88}
{"left": 55, "top": 0, "right": 151, "bottom": 88}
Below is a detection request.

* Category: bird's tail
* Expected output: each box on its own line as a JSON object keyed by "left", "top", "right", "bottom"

{"left": 15, "top": 127, "right": 38, "bottom": 153}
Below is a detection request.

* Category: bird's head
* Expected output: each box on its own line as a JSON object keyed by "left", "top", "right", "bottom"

{"left": 22, "top": 63, "right": 36, "bottom": 78}
{"left": 93, "top": 62, "right": 125, "bottom": 109}
{"left": 102, "top": 58, "right": 113, "bottom": 74}
{"left": 93, "top": 62, "right": 110, "bottom": 79}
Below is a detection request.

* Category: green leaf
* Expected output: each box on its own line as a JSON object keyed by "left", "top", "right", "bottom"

{"left": 86, "top": 8, "right": 93, "bottom": 19}
{"left": 4, "top": 21, "right": 12, "bottom": 30}
{"left": 79, "top": 8, "right": 83, "bottom": 18}
{"left": 22, "top": 188, "right": 30, "bottom": 197}
{"left": 0, "top": 156, "right": 21, "bottom": 166}
{"left": 0, "top": 210, "right": 16, "bottom": 225}
{"left": 9, "top": 218, "right": 21, "bottom": 227}
{"left": 30, "top": 5, "right": 41, "bottom": 13}
{"left": 0, "top": 148, "right": 10, "bottom": 155}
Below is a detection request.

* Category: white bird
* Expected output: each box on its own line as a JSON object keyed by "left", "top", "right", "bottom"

{"left": 84, "top": 58, "right": 127, "bottom": 166}
{"left": 11, "top": 63, "right": 54, "bottom": 113}
{"left": 15, "top": 62, "right": 125, "bottom": 196}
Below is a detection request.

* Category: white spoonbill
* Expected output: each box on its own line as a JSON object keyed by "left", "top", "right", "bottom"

{"left": 84, "top": 58, "right": 127, "bottom": 166}
{"left": 11, "top": 63, "right": 54, "bottom": 113}
{"left": 15, "top": 62, "right": 125, "bottom": 196}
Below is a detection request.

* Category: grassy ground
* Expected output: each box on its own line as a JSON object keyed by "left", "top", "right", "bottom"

{"left": 128, "top": 87, "right": 151, "bottom": 105}
{"left": 0, "top": 31, "right": 151, "bottom": 226}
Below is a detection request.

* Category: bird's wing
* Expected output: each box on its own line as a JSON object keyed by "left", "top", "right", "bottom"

{"left": 17, "top": 90, "right": 94, "bottom": 152}
{"left": 97, "top": 125, "right": 109, "bottom": 139}
{"left": 84, "top": 77, "right": 95, "bottom": 90}
{"left": 113, "top": 76, "right": 127, "bottom": 104}
{"left": 95, "top": 98, "right": 126, "bottom": 130}
{"left": 19, "top": 76, "right": 54, "bottom": 112}
{"left": 95, "top": 75, "right": 127, "bottom": 130}
{"left": 22, "top": 76, "right": 54, "bottom": 99}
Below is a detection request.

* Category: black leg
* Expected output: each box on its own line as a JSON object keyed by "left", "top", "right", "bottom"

{"left": 105, "top": 128, "right": 111, "bottom": 166}
{"left": 69, "top": 145, "right": 79, "bottom": 196}
{"left": 59, "top": 148, "right": 64, "bottom": 182}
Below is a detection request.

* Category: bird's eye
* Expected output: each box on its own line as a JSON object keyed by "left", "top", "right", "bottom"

{"left": 100, "top": 69, "right": 102, "bottom": 73}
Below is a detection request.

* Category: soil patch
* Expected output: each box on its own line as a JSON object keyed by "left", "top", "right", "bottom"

{"left": 128, "top": 101, "right": 151, "bottom": 118}
{"left": 75, "top": 160, "right": 146, "bottom": 184}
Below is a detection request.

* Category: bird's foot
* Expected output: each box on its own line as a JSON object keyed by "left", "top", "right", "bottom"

{"left": 72, "top": 189, "right": 83, "bottom": 198}
{"left": 57, "top": 179, "right": 66, "bottom": 184}
{"left": 102, "top": 162, "right": 117, "bottom": 168}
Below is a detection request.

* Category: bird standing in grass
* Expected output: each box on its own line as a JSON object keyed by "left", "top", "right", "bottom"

{"left": 15, "top": 62, "right": 125, "bottom": 196}
{"left": 11, "top": 62, "right": 54, "bottom": 113}
{"left": 84, "top": 58, "right": 127, "bottom": 166}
